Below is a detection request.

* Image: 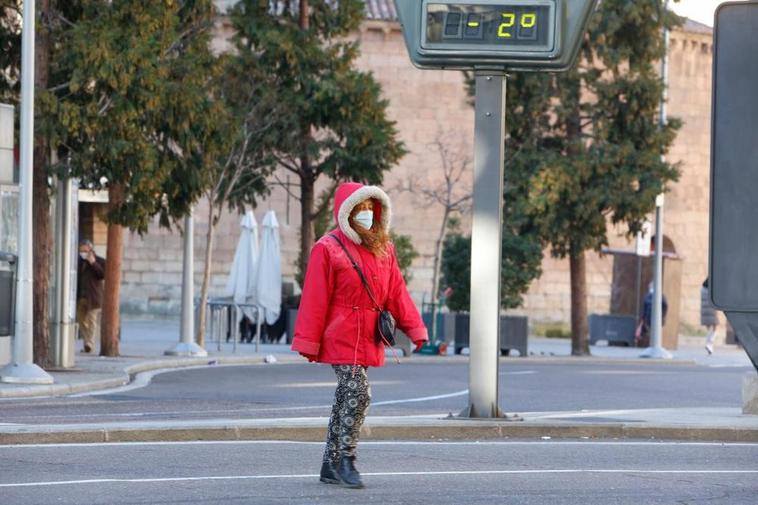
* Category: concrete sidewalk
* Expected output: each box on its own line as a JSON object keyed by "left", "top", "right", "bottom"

{"left": 0, "top": 317, "right": 756, "bottom": 445}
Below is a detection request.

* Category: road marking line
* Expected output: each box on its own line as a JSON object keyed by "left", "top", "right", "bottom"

{"left": 705, "top": 364, "right": 752, "bottom": 368}
{"left": 526, "top": 409, "right": 647, "bottom": 419}
{"left": 2, "top": 440, "right": 756, "bottom": 449}
{"left": 371, "top": 390, "right": 468, "bottom": 407}
{"left": 2, "top": 469, "right": 757, "bottom": 488}
{"left": 1, "top": 390, "right": 470, "bottom": 422}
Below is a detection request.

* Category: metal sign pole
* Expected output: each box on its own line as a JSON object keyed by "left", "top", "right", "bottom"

{"left": 641, "top": 0, "right": 672, "bottom": 359}
{"left": 461, "top": 71, "right": 506, "bottom": 418}
{"left": 641, "top": 195, "right": 671, "bottom": 359}
{"left": 51, "top": 177, "right": 77, "bottom": 368}
{"left": 166, "top": 210, "right": 207, "bottom": 357}
{"left": 0, "top": 0, "right": 53, "bottom": 384}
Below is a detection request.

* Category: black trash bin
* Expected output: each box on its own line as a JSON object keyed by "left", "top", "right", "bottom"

{"left": 588, "top": 314, "right": 636, "bottom": 346}
{"left": 454, "top": 314, "right": 529, "bottom": 356}
{"left": 0, "top": 252, "right": 16, "bottom": 337}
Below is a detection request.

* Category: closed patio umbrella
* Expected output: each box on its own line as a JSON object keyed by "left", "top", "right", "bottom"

{"left": 255, "top": 210, "right": 282, "bottom": 349}
{"left": 225, "top": 210, "right": 259, "bottom": 328}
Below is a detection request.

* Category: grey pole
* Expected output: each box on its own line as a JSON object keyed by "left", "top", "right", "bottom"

{"left": 0, "top": 0, "right": 54, "bottom": 384}
{"left": 165, "top": 210, "right": 207, "bottom": 357}
{"left": 460, "top": 72, "right": 506, "bottom": 418}
{"left": 641, "top": 0, "right": 672, "bottom": 360}
{"left": 51, "top": 177, "right": 76, "bottom": 368}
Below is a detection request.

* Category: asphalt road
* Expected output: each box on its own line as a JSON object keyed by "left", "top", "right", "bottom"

{"left": 1, "top": 440, "right": 756, "bottom": 504}
{"left": 0, "top": 360, "right": 750, "bottom": 424}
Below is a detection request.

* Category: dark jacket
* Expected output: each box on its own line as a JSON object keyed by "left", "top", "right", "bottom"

{"left": 642, "top": 290, "right": 668, "bottom": 328}
{"left": 77, "top": 256, "right": 105, "bottom": 308}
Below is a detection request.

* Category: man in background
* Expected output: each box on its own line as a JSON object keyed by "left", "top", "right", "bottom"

{"left": 77, "top": 239, "right": 105, "bottom": 353}
{"left": 637, "top": 282, "right": 669, "bottom": 348}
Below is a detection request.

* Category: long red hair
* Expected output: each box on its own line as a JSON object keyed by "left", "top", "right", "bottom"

{"left": 349, "top": 199, "right": 390, "bottom": 257}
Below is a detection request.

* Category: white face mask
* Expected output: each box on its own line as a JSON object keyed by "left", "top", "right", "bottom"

{"left": 80, "top": 252, "right": 89, "bottom": 260}
{"left": 354, "top": 210, "right": 374, "bottom": 230}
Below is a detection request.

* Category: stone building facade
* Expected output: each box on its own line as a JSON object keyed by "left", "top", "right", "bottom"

{"left": 116, "top": 4, "right": 716, "bottom": 335}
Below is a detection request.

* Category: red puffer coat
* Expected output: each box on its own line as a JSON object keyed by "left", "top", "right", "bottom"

{"left": 291, "top": 182, "right": 428, "bottom": 367}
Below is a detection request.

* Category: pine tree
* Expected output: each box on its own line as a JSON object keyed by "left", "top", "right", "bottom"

{"left": 440, "top": 216, "right": 543, "bottom": 313}
{"left": 229, "top": 0, "right": 406, "bottom": 280}
{"left": 41, "top": 0, "right": 223, "bottom": 356}
{"left": 0, "top": 1, "right": 21, "bottom": 104}
{"left": 506, "top": 0, "right": 681, "bottom": 355}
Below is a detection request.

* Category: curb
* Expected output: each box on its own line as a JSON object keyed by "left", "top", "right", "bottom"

{"left": 0, "top": 355, "right": 301, "bottom": 399}
{"left": 1, "top": 421, "right": 756, "bottom": 445}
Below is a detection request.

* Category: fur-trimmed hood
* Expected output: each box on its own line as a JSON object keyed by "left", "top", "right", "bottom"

{"left": 333, "top": 182, "right": 392, "bottom": 245}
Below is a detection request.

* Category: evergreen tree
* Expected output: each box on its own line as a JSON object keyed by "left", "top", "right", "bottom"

{"left": 0, "top": 1, "right": 21, "bottom": 104}
{"left": 504, "top": 1, "right": 681, "bottom": 355}
{"left": 41, "top": 0, "right": 223, "bottom": 356}
{"left": 440, "top": 217, "right": 542, "bottom": 313}
{"left": 229, "top": 0, "right": 406, "bottom": 281}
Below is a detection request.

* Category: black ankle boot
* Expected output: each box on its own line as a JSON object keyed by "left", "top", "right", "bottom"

{"left": 337, "top": 456, "right": 364, "bottom": 488}
{"left": 319, "top": 461, "right": 341, "bottom": 484}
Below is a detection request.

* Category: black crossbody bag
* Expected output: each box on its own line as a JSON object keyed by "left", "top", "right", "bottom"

{"left": 329, "top": 234, "right": 397, "bottom": 347}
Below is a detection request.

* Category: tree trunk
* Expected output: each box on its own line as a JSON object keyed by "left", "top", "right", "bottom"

{"left": 299, "top": 173, "right": 315, "bottom": 280}
{"left": 32, "top": 0, "right": 52, "bottom": 368}
{"left": 299, "top": 0, "right": 309, "bottom": 29}
{"left": 32, "top": 144, "right": 50, "bottom": 367}
{"left": 569, "top": 248, "right": 590, "bottom": 356}
{"left": 196, "top": 196, "right": 216, "bottom": 347}
{"left": 100, "top": 184, "right": 124, "bottom": 357}
{"left": 429, "top": 208, "right": 450, "bottom": 343}
{"left": 297, "top": 2, "right": 312, "bottom": 280}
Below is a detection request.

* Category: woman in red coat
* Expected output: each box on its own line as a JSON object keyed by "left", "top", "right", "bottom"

{"left": 291, "top": 182, "right": 428, "bottom": 488}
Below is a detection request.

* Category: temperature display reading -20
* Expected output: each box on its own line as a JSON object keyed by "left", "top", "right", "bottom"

{"left": 423, "top": 1, "right": 556, "bottom": 53}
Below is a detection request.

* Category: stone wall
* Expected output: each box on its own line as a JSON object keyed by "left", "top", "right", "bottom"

{"left": 119, "top": 18, "right": 716, "bottom": 335}
{"left": 664, "top": 27, "right": 716, "bottom": 332}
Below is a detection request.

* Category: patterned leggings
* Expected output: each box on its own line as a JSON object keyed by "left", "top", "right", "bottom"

{"left": 323, "top": 365, "right": 371, "bottom": 464}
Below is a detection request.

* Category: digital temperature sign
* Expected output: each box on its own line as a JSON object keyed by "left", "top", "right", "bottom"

{"left": 424, "top": 3, "right": 555, "bottom": 53}
{"left": 395, "top": 0, "right": 598, "bottom": 71}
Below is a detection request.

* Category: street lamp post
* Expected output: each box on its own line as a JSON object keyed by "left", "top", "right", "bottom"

{"left": 641, "top": 0, "right": 673, "bottom": 360}
{"left": 165, "top": 210, "right": 207, "bottom": 357}
{"left": 1, "top": 0, "right": 54, "bottom": 383}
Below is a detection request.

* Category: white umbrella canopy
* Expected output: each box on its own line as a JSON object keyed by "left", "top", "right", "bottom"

{"left": 256, "top": 210, "right": 282, "bottom": 325}
{"left": 225, "top": 210, "right": 259, "bottom": 321}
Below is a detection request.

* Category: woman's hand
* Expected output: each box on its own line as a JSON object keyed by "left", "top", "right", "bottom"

{"left": 299, "top": 352, "right": 317, "bottom": 362}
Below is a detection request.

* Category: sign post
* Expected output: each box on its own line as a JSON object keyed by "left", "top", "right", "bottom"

{"left": 395, "top": 0, "right": 598, "bottom": 417}
{"left": 464, "top": 72, "right": 506, "bottom": 418}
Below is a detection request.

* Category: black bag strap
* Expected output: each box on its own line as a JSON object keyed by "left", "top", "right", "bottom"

{"left": 329, "top": 234, "right": 382, "bottom": 311}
